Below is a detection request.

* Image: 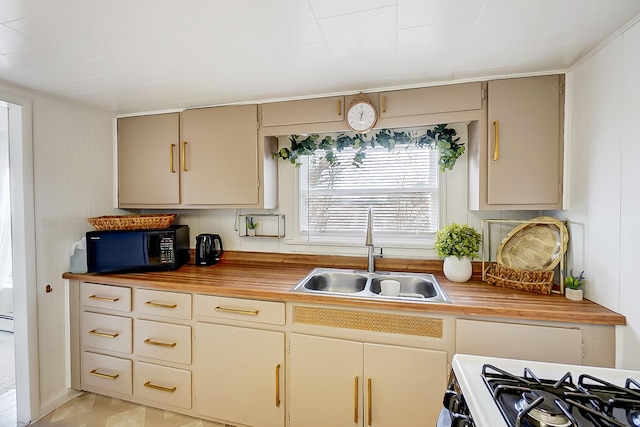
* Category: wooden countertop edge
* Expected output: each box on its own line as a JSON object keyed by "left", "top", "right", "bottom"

{"left": 62, "top": 251, "right": 627, "bottom": 326}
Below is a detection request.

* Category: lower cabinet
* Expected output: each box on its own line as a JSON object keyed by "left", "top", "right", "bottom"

{"left": 194, "top": 322, "right": 285, "bottom": 427}
{"left": 289, "top": 333, "right": 448, "bottom": 427}
{"left": 134, "top": 361, "right": 192, "bottom": 409}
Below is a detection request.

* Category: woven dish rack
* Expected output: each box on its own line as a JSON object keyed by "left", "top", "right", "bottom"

{"left": 482, "top": 216, "right": 568, "bottom": 295}
{"left": 88, "top": 214, "right": 176, "bottom": 230}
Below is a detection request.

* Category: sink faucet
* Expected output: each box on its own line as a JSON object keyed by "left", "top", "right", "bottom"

{"left": 365, "top": 208, "right": 383, "bottom": 273}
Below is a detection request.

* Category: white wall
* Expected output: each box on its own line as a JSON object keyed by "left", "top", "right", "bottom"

{"left": 0, "top": 79, "right": 117, "bottom": 418}
{"left": 558, "top": 18, "right": 640, "bottom": 370}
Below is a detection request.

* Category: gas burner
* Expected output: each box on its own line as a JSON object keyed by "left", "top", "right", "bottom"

{"left": 515, "top": 390, "right": 572, "bottom": 427}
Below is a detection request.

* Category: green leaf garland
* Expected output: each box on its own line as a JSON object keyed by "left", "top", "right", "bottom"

{"left": 274, "top": 124, "right": 463, "bottom": 172}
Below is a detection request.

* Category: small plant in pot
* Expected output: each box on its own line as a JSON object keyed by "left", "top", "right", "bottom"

{"left": 564, "top": 269, "right": 585, "bottom": 301}
{"left": 434, "top": 223, "right": 482, "bottom": 282}
{"left": 246, "top": 218, "right": 259, "bottom": 236}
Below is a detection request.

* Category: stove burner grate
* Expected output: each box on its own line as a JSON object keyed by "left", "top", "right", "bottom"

{"left": 481, "top": 364, "right": 640, "bottom": 427}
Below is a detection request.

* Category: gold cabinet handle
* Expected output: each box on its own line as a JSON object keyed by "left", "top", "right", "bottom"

{"left": 143, "top": 338, "right": 177, "bottom": 348}
{"left": 170, "top": 143, "right": 176, "bottom": 173}
{"left": 214, "top": 306, "right": 259, "bottom": 316}
{"left": 337, "top": 99, "right": 342, "bottom": 115}
{"left": 88, "top": 329, "right": 119, "bottom": 339}
{"left": 367, "top": 378, "right": 372, "bottom": 426}
{"left": 493, "top": 120, "right": 499, "bottom": 161}
{"left": 90, "top": 369, "right": 119, "bottom": 380}
{"left": 381, "top": 95, "right": 386, "bottom": 113}
{"left": 144, "top": 381, "right": 176, "bottom": 393}
{"left": 88, "top": 295, "right": 120, "bottom": 303}
{"left": 182, "top": 141, "right": 188, "bottom": 171}
{"left": 144, "top": 301, "right": 178, "bottom": 309}
{"left": 275, "top": 363, "right": 281, "bottom": 407}
{"left": 354, "top": 376, "right": 359, "bottom": 423}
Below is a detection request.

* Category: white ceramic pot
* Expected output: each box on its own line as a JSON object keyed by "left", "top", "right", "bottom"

{"left": 247, "top": 228, "right": 256, "bottom": 237}
{"left": 565, "top": 288, "right": 583, "bottom": 301}
{"left": 443, "top": 256, "right": 472, "bottom": 282}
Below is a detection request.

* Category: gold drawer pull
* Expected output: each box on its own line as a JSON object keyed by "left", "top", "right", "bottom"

{"left": 182, "top": 141, "right": 188, "bottom": 172}
{"left": 144, "top": 338, "right": 177, "bottom": 348}
{"left": 381, "top": 95, "right": 387, "bottom": 113}
{"left": 89, "top": 329, "right": 119, "bottom": 339}
{"left": 337, "top": 99, "right": 342, "bottom": 115}
{"left": 90, "top": 369, "right": 119, "bottom": 380}
{"left": 145, "top": 301, "right": 178, "bottom": 309}
{"left": 493, "top": 120, "right": 500, "bottom": 161}
{"left": 354, "top": 376, "right": 359, "bottom": 423}
{"left": 170, "top": 143, "right": 176, "bottom": 173}
{"left": 367, "top": 377, "right": 372, "bottom": 426}
{"left": 88, "top": 295, "right": 120, "bottom": 303}
{"left": 215, "top": 306, "right": 259, "bottom": 316}
{"left": 144, "top": 381, "right": 176, "bottom": 393}
{"left": 275, "top": 364, "right": 281, "bottom": 407}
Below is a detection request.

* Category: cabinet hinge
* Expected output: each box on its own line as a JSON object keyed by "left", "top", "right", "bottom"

{"left": 287, "top": 340, "right": 290, "bottom": 354}
{"left": 481, "top": 88, "right": 487, "bottom": 100}
{"left": 559, "top": 183, "right": 563, "bottom": 195}
{"left": 559, "top": 82, "right": 565, "bottom": 96}
{"left": 257, "top": 178, "right": 261, "bottom": 189}
{"left": 582, "top": 342, "right": 586, "bottom": 358}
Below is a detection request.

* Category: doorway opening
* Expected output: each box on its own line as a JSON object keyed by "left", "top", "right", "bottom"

{"left": 0, "top": 100, "right": 16, "bottom": 424}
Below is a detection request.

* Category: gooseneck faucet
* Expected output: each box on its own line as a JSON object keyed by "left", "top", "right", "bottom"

{"left": 365, "top": 208, "right": 383, "bottom": 273}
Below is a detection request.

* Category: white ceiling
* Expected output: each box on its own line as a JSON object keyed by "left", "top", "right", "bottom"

{"left": 1, "top": 0, "right": 639, "bottom": 115}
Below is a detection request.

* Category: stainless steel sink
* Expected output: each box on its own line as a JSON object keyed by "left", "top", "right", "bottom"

{"left": 290, "top": 268, "right": 451, "bottom": 303}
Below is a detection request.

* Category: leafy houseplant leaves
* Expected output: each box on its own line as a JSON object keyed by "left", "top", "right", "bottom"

{"left": 274, "top": 124, "right": 463, "bottom": 172}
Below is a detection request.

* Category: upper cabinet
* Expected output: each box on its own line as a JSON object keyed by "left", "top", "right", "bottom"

{"left": 379, "top": 82, "right": 483, "bottom": 118}
{"left": 469, "top": 75, "right": 565, "bottom": 210}
{"left": 118, "top": 113, "right": 181, "bottom": 206}
{"left": 117, "top": 105, "right": 277, "bottom": 209}
{"left": 260, "top": 96, "right": 344, "bottom": 127}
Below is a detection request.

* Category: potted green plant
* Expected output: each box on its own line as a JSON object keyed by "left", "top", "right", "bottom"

{"left": 434, "top": 223, "right": 482, "bottom": 282}
{"left": 246, "top": 218, "right": 259, "bottom": 236}
{"left": 564, "top": 269, "right": 585, "bottom": 301}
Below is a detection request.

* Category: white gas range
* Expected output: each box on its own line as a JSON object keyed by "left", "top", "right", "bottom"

{"left": 439, "top": 354, "right": 640, "bottom": 427}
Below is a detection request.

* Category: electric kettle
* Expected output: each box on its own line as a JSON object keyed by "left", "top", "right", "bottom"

{"left": 195, "top": 234, "right": 223, "bottom": 266}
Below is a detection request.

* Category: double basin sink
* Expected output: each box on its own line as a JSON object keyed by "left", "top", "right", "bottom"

{"left": 290, "top": 268, "right": 451, "bottom": 304}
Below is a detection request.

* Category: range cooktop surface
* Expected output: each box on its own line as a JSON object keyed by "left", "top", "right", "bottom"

{"left": 452, "top": 355, "right": 640, "bottom": 427}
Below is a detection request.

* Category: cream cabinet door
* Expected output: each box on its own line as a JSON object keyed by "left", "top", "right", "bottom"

{"left": 289, "top": 334, "right": 448, "bottom": 427}
{"left": 180, "top": 105, "right": 258, "bottom": 205}
{"left": 117, "top": 113, "right": 180, "bottom": 206}
{"left": 261, "top": 96, "right": 344, "bottom": 127}
{"left": 364, "top": 343, "right": 448, "bottom": 427}
{"left": 289, "top": 333, "right": 362, "bottom": 427}
{"left": 487, "top": 75, "right": 563, "bottom": 207}
{"left": 379, "top": 82, "right": 483, "bottom": 118}
{"left": 194, "top": 323, "right": 284, "bottom": 427}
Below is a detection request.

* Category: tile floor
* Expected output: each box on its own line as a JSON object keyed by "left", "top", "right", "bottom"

{"left": 28, "top": 393, "right": 225, "bottom": 427}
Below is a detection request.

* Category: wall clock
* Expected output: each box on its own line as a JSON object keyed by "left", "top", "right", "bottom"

{"left": 346, "top": 93, "right": 378, "bottom": 133}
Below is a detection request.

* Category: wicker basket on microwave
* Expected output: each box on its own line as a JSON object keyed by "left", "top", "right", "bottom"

{"left": 87, "top": 214, "right": 176, "bottom": 230}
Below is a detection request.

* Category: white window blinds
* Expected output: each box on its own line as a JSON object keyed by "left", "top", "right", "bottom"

{"left": 299, "top": 139, "right": 439, "bottom": 243}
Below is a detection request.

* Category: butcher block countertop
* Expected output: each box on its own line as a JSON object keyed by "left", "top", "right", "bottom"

{"left": 62, "top": 251, "right": 625, "bottom": 326}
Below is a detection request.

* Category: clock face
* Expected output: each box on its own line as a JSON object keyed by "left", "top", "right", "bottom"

{"left": 347, "top": 101, "right": 377, "bottom": 133}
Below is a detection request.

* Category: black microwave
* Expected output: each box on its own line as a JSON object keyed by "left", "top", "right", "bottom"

{"left": 86, "top": 225, "right": 189, "bottom": 273}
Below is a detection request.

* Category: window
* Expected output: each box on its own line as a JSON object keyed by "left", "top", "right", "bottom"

{"left": 298, "top": 128, "right": 440, "bottom": 246}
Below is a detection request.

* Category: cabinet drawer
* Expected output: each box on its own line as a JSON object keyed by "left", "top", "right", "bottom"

{"left": 82, "top": 311, "right": 132, "bottom": 354}
{"left": 135, "top": 319, "right": 191, "bottom": 364}
{"left": 81, "top": 283, "right": 131, "bottom": 313}
{"left": 82, "top": 351, "right": 132, "bottom": 395}
{"left": 195, "top": 295, "right": 285, "bottom": 325}
{"left": 134, "top": 361, "right": 191, "bottom": 409}
{"left": 135, "top": 289, "right": 192, "bottom": 320}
